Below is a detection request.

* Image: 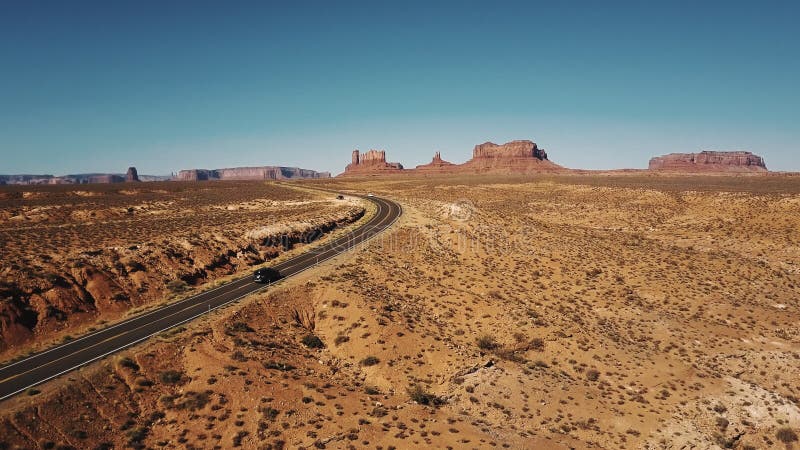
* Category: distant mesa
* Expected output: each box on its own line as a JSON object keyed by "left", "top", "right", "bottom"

{"left": 176, "top": 166, "right": 330, "bottom": 181}
{"left": 0, "top": 168, "right": 147, "bottom": 185}
{"left": 0, "top": 165, "right": 327, "bottom": 186}
{"left": 460, "top": 140, "right": 562, "bottom": 172}
{"left": 339, "top": 139, "right": 562, "bottom": 176}
{"left": 125, "top": 166, "right": 140, "bottom": 182}
{"left": 415, "top": 151, "right": 456, "bottom": 171}
{"left": 342, "top": 149, "right": 404, "bottom": 175}
{"left": 470, "top": 140, "right": 549, "bottom": 160}
{"left": 649, "top": 151, "right": 767, "bottom": 173}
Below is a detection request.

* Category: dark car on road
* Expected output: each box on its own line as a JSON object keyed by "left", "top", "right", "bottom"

{"left": 253, "top": 267, "right": 282, "bottom": 283}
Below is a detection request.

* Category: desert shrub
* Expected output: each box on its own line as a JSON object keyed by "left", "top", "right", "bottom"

{"left": 776, "top": 427, "right": 798, "bottom": 443}
{"left": 301, "top": 334, "right": 324, "bottom": 348}
{"left": 364, "top": 386, "right": 381, "bottom": 395}
{"left": 494, "top": 347, "right": 525, "bottom": 363}
{"left": 260, "top": 406, "right": 280, "bottom": 421}
{"left": 264, "top": 361, "right": 296, "bottom": 371}
{"left": 476, "top": 334, "right": 499, "bottom": 351}
{"left": 175, "top": 391, "right": 210, "bottom": 411}
{"left": 231, "top": 351, "right": 248, "bottom": 362}
{"left": 226, "top": 321, "right": 254, "bottom": 334}
{"left": 586, "top": 369, "right": 600, "bottom": 381}
{"left": 529, "top": 337, "right": 546, "bottom": 351}
{"left": 159, "top": 370, "right": 184, "bottom": 384}
{"left": 134, "top": 377, "right": 153, "bottom": 387}
{"left": 360, "top": 356, "right": 380, "bottom": 367}
{"left": 166, "top": 279, "right": 189, "bottom": 294}
{"left": 70, "top": 430, "right": 88, "bottom": 439}
{"left": 127, "top": 427, "right": 149, "bottom": 446}
{"left": 334, "top": 335, "right": 350, "bottom": 345}
{"left": 370, "top": 406, "right": 388, "bottom": 417}
{"left": 232, "top": 431, "right": 249, "bottom": 447}
{"left": 119, "top": 356, "right": 139, "bottom": 371}
{"left": 407, "top": 385, "right": 446, "bottom": 406}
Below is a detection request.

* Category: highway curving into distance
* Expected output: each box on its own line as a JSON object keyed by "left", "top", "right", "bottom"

{"left": 0, "top": 194, "right": 401, "bottom": 401}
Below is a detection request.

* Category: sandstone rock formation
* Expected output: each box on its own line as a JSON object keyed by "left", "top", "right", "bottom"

{"left": 85, "top": 174, "right": 125, "bottom": 184}
{"left": 176, "top": 166, "right": 330, "bottom": 181}
{"left": 338, "top": 140, "right": 563, "bottom": 176}
{"left": 649, "top": 151, "right": 767, "bottom": 173}
{"left": 343, "top": 149, "right": 404, "bottom": 175}
{"left": 459, "top": 140, "right": 562, "bottom": 172}
{"left": 415, "top": 151, "right": 456, "bottom": 171}
{"left": 125, "top": 167, "right": 140, "bottom": 182}
{"left": 471, "top": 140, "right": 549, "bottom": 160}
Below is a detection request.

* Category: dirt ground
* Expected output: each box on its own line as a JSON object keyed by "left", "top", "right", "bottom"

{"left": 1, "top": 174, "right": 799, "bottom": 449}
{"left": 0, "top": 181, "right": 364, "bottom": 359}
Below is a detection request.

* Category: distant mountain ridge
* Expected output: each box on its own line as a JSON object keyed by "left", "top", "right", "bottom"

{"left": 176, "top": 166, "right": 330, "bottom": 181}
{"left": 0, "top": 171, "right": 172, "bottom": 185}
{"left": 1, "top": 164, "right": 328, "bottom": 185}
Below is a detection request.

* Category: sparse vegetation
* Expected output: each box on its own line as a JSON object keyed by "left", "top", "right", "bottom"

{"left": 301, "top": 334, "right": 324, "bottom": 348}
{"left": 359, "top": 356, "right": 380, "bottom": 366}
{"left": 476, "top": 334, "right": 499, "bottom": 351}
{"left": 3, "top": 175, "right": 800, "bottom": 449}
{"left": 159, "top": 370, "right": 184, "bottom": 384}
{"left": 776, "top": 427, "right": 798, "bottom": 444}
{"left": 407, "top": 384, "right": 446, "bottom": 406}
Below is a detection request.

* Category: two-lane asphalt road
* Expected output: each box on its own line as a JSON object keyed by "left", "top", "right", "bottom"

{"left": 0, "top": 194, "right": 401, "bottom": 401}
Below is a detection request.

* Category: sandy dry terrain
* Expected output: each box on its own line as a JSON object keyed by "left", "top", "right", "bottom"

{"left": 1, "top": 174, "right": 800, "bottom": 450}
{"left": 0, "top": 182, "right": 364, "bottom": 360}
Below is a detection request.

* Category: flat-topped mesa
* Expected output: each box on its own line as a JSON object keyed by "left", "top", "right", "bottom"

{"left": 177, "top": 166, "right": 330, "bottom": 181}
{"left": 471, "top": 140, "right": 549, "bottom": 160}
{"left": 649, "top": 151, "right": 767, "bottom": 172}
{"left": 343, "top": 149, "right": 404, "bottom": 174}
{"left": 415, "top": 151, "right": 456, "bottom": 171}
{"left": 461, "top": 140, "right": 562, "bottom": 172}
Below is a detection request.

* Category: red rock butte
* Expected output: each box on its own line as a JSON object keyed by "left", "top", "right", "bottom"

{"left": 415, "top": 151, "right": 456, "bottom": 172}
{"left": 343, "top": 149, "right": 404, "bottom": 175}
{"left": 649, "top": 151, "right": 767, "bottom": 173}
{"left": 340, "top": 140, "right": 563, "bottom": 176}
{"left": 460, "top": 140, "right": 561, "bottom": 172}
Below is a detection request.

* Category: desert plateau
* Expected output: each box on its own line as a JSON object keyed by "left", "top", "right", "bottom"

{"left": 1, "top": 173, "right": 799, "bottom": 450}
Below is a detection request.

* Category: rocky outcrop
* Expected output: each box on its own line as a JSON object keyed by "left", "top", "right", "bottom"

{"left": 125, "top": 167, "right": 140, "bottom": 182}
{"left": 342, "top": 149, "right": 404, "bottom": 175}
{"left": 86, "top": 174, "right": 125, "bottom": 184}
{"left": 649, "top": 151, "right": 767, "bottom": 173}
{"left": 337, "top": 139, "right": 563, "bottom": 176}
{"left": 459, "top": 140, "right": 562, "bottom": 173}
{"left": 177, "top": 166, "right": 330, "bottom": 181}
{"left": 0, "top": 205, "right": 363, "bottom": 355}
{"left": 415, "top": 152, "right": 456, "bottom": 171}
{"left": 471, "top": 140, "right": 549, "bottom": 160}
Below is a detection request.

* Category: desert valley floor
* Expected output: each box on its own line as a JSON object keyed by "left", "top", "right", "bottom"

{"left": 1, "top": 174, "right": 799, "bottom": 449}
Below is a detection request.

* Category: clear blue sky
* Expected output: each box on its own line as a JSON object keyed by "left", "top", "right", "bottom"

{"left": 1, "top": 1, "right": 798, "bottom": 175}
